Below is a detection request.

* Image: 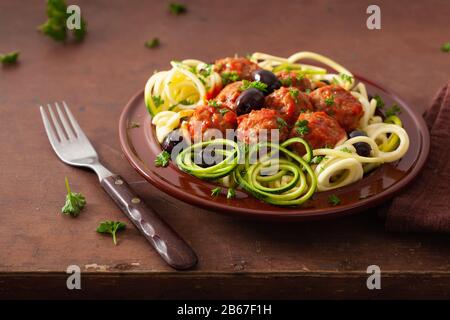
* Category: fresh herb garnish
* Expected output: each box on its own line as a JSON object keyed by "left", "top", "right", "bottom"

{"left": 0, "top": 51, "right": 19, "bottom": 65}
{"left": 221, "top": 71, "right": 240, "bottom": 85}
{"left": 324, "top": 95, "right": 335, "bottom": 106}
{"left": 295, "top": 120, "right": 309, "bottom": 135}
{"left": 340, "top": 147, "right": 352, "bottom": 153}
{"left": 145, "top": 37, "right": 160, "bottom": 49}
{"left": 169, "top": 2, "right": 187, "bottom": 15}
{"left": 152, "top": 95, "right": 164, "bottom": 108}
{"left": 328, "top": 194, "right": 341, "bottom": 206}
{"left": 39, "top": 0, "right": 87, "bottom": 42}
{"left": 208, "top": 100, "right": 221, "bottom": 107}
{"left": 311, "top": 156, "right": 324, "bottom": 164}
{"left": 211, "top": 187, "right": 222, "bottom": 197}
{"left": 227, "top": 188, "right": 236, "bottom": 199}
{"left": 339, "top": 73, "right": 353, "bottom": 82}
{"left": 385, "top": 104, "right": 402, "bottom": 117}
{"left": 178, "top": 99, "right": 193, "bottom": 105}
{"left": 96, "top": 221, "right": 126, "bottom": 245}
{"left": 441, "top": 42, "right": 450, "bottom": 53}
{"left": 62, "top": 177, "right": 86, "bottom": 217}
{"left": 199, "top": 64, "right": 213, "bottom": 77}
{"left": 281, "top": 77, "right": 293, "bottom": 87}
{"left": 219, "top": 108, "right": 229, "bottom": 116}
{"left": 155, "top": 151, "right": 170, "bottom": 167}
{"left": 129, "top": 121, "right": 140, "bottom": 129}
{"left": 289, "top": 88, "right": 300, "bottom": 103}
{"left": 240, "top": 80, "right": 268, "bottom": 92}
{"left": 373, "top": 94, "right": 385, "bottom": 109}
{"left": 277, "top": 117, "right": 287, "bottom": 129}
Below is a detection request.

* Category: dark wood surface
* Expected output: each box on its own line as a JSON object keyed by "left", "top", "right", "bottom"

{"left": 1, "top": 0, "right": 449, "bottom": 299}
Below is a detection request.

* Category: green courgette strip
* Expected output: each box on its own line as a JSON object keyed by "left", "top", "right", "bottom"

{"left": 379, "top": 115, "right": 402, "bottom": 152}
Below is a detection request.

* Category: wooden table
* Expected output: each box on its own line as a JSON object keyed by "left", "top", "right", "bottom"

{"left": 1, "top": 0, "right": 449, "bottom": 299}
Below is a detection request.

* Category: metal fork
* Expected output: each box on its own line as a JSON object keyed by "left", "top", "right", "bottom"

{"left": 40, "top": 102, "right": 197, "bottom": 270}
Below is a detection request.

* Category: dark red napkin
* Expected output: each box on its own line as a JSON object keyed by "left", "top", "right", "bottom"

{"left": 384, "top": 82, "right": 450, "bottom": 233}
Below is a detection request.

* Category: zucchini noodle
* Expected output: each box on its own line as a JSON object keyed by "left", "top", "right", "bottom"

{"left": 152, "top": 109, "right": 194, "bottom": 143}
{"left": 144, "top": 60, "right": 221, "bottom": 116}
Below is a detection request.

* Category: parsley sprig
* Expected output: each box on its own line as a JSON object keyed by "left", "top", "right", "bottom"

{"left": 96, "top": 221, "right": 126, "bottom": 245}
{"left": 289, "top": 88, "right": 300, "bottom": 103}
{"left": 324, "top": 95, "right": 335, "bottom": 106}
{"left": 0, "top": 51, "right": 19, "bottom": 65}
{"left": 385, "top": 104, "right": 402, "bottom": 117}
{"left": 62, "top": 177, "right": 86, "bottom": 217}
{"left": 145, "top": 38, "right": 160, "bottom": 49}
{"left": 372, "top": 94, "right": 385, "bottom": 109}
{"left": 277, "top": 117, "right": 287, "bottom": 129}
{"left": 328, "top": 194, "right": 341, "bottom": 206}
{"left": 227, "top": 188, "right": 236, "bottom": 199}
{"left": 295, "top": 120, "right": 309, "bottom": 135}
{"left": 155, "top": 151, "right": 170, "bottom": 167}
{"left": 152, "top": 95, "right": 164, "bottom": 108}
{"left": 221, "top": 72, "right": 240, "bottom": 85}
{"left": 441, "top": 42, "right": 450, "bottom": 53}
{"left": 211, "top": 187, "right": 222, "bottom": 197}
{"left": 169, "top": 2, "right": 186, "bottom": 15}
{"left": 240, "top": 80, "right": 268, "bottom": 92}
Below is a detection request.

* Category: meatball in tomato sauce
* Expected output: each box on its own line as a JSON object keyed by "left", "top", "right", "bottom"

{"left": 309, "top": 85, "right": 363, "bottom": 132}
{"left": 276, "top": 71, "right": 312, "bottom": 92}
{"left": 214, "top": 81, "right": 243, "bottom": 111}
{"left": 215, "top": 57, "right": 261, "bottom": 82}
{"left": 289, "top": 111, "right": 346, "bottom": 155}
{"left": 237, "top": 108, "right": 289, "bottom": 144}
{"left": 264, "top": 87, "right": 313, "bottom": 125}
{"left": 188, "top": 105, "right": 237, "bottom": 141}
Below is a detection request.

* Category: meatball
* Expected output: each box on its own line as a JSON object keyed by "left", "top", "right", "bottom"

{"left": 309, "top": 85, "right": 363, "bottom": 132}
{"left": 276, "top": 71, "right": 312, "bottom": 91}
{"left": 289, "top": 111, "right": 346, "bottom": 155}
{"left": 214, "top": 81, "right": 243, "bottom": 111}
{"left": 236, "top": 108, "right": 289, "bottom": 144}
{"left": 188, "top": 105, "right": 237, "bottom": 141}
{"left": 264, "top": 87, "right": 313, "bottom": 125}
{"left": 215, "top": 57, "right": 261, "bottom": 82}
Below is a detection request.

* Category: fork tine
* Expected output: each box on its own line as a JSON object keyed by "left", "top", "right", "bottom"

{"left": 40, "top": 106, "right": 60, "bottom": 147}
{"left": 47, "top": 104, "right": 67, "bottom": 142}
{"left": 55, "top": 102, "right": 76, "bottom": 141}
{"left": 62, "top": 101, "right": 83, "bottom": 137}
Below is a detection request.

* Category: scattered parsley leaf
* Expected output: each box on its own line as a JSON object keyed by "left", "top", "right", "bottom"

{"left": 373, "top": 94, "right": 385, "bottom": 109}
{"left": 219, "top": 108, "right": 229, "bottom": 116}
{"left": 295, "top": 120, "right": 309, "bottom": 135}
{"left": 289, "top": 88, "right": 300, "bottom": 103}
{"left": 96, "top": 221, "right": 126, "bottom": 245}
{"left": 328, "top": 194, "right": 341, "bottom": 206}
{"left": 152, "top": 95, "right": 164, "bottom": 108}
{"left": 169, "top": 2, "right": 186, "bottom": 15}
{"left": 227, "top": 188, "right": 236, "bottom": 199}
{"left": 441, "top": 42, "right": 450, "bottom": 53}
{"left": 61, "top": 177, "right": 86, "bottom": 217}
{"left": 199, "top": 64, "right": 213, "bottom": 77}
{"left": 221, "top": 71, "right": 240, "bottom": 85}
{"left": 339, "top": 73, "right": 353, "bottom": 82}
{"left": 145, "top": 38, "right": 160, "bottom": 49}
{"left": 240, "top": 80, "right": 268, "bottom": 92}
{"left": 208, "top": 100, "right": 221, "bottom": 107}
{"left": 211, "top": 187, "right": 221, "bottom": 197}
{"left": 155, "top": 151, "right": 170, "bottom": 167}
{"left": 277, "top": 117, "right": 287, "bottom": 129}
{"left": 340, "top": 147, "right": 352, "bottom": 153}
{"left": 0, "top": 51, "right": 19, "bottom": 65}
{"left": 324, "top": 95, "right": 335, "bottom": 106}
{"left": 385, "top": 104, "right": 402, "bottom": 117}
{"left": 39, "top": 0, "right": 87, "bottom": 42}
{"left": 281, "top": 77, "right": 293, "bottom": 86}
{"left": 178, "top": 99, "right": 193, "bottom": 105}
{"left": 129, "top": 121, "right": 140, "bottom": 129}
{"left": 311, "top": 156, "right": 324, "bottom": 164}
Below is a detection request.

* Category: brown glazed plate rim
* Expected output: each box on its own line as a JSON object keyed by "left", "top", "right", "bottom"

{"left": 118, "top": 75, "right": 430, "bottom": 221}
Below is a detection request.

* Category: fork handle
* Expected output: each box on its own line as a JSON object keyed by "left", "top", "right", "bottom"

{"left": 100, "top": 175, "right": 198, "bottom": 270}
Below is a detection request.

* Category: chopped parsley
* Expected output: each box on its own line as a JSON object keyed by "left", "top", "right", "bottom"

{"left": 339, "top": 73, "right": 353, "bottom": 82}
{"left": 385, "top": 104, "right": 402, "bottom": 117}
{"left": 240, "top": 80, "right": 268, "bottom": 92}
{"left": 310, "top": 156, "right": 324, "bottom": 164}
{"left": 295, "top": 120, "right": 309, "bottom": 135}
{"left": 277, "top": 117, "right": 287, "bottom": 129}
{"left": 340, "top": 147, "right": 352, "bottom": 153}
{"left": 281, "top": 77, "right": 293, "bottom": 87}
{"left": 208, "top": 100, "right": 221, "bottom": 107}
{"left": 152, "top": 95, "right": 164, "bottom": 108}
{"left": 0, "top": 51, "right": 19, "bottom": 65}
{"left": 62, "top": 177, "right": 86, "bottom": 217}
{"left": 289, "top": 88, "right": 300, "bottom": 103}
{"left": 221, "top": 71, "right": 240, "bottom": 85}
{"left": 211, "top": 187, "right": 222, "bottom": 197}
{"left": 169, "top": 2, "right": 186, "bottom": 15}
{"left": 441, "top": 42, "right": 450, "bottom": 53}
{"left": 96, "top": 221, "right": 126, "bottom": 245}
{"left": 328, "top": 194, "right": 341, "bottom": 206}
{"left": 145, "top": 37, "right": 160, "bottom": 49}
{"left": 227, "top": 188, "right": 236, "bottom": 199}
{"left": 155, "top": 151, "right": 170, "bottom": 167}
{"left": 199, "top": 64, "right": 213, "bottom": 77}
{"left": 373, "top": 94, "right": 385, "bottom": 109}
{"left": 324, "top": 95, "right": 335, "bottom": 106}
{"left": 219, "top": 108, "right": 229, "bottom": 116}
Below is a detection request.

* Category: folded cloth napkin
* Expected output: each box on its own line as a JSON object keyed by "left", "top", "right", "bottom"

{"left": 384, "top": 82, "right": 450, "bottom": 233}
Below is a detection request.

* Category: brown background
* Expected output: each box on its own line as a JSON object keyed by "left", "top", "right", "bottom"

{"left": 1, "top": 0, "right": 449, "bottom": 299}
